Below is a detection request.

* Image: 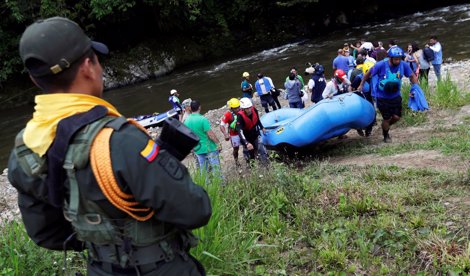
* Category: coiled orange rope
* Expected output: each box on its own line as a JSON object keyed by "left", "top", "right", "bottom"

{"left": 90, "top": 128, "right": 154, "bottom": 221}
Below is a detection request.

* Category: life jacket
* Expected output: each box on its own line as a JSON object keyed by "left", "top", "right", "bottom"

{"left": 168, "top": 95, "right": 181, "bottom": 112}
{"left": 311, "top": 74, "right": 326, "bottom": 102}
{"left": 378, "top": 61, "right": 404, "bottom": 94}
{"left": 255, "top": 77, "right": 273, "bottom": 96}
{"left": 238, "top": 107, "right": 258, "bottom": 131}
{"left": 14, "top": 106, "right": 196, "bottom": 267}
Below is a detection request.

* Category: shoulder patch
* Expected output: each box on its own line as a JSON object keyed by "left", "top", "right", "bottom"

{"left": 140, "top": 139, "right": 159, "bottom": 162}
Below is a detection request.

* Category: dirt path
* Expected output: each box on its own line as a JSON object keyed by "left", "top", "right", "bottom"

{"left": 330, "top": 105, "right": 470, "bottom": 173}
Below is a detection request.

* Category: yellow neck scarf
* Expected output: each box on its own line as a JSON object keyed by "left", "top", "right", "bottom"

{"left": 23, "top": 93, "right": 122, "bottom": 156}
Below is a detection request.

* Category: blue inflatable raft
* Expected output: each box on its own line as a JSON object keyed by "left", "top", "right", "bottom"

{"left": 260, "top": 92, "right": 376, "bottom": 150}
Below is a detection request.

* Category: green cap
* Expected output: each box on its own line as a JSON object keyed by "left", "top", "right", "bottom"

{"left": 19, "top": 17, "right": 109, "bottom": 77}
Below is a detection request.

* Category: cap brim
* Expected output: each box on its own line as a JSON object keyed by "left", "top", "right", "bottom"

{"left": 91, "top": 41, "right": 109, "bottom": 55}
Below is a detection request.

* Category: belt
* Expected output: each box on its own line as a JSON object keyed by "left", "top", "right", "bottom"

{"left": 87, "top": 237, "right": 183, "bottom": 267}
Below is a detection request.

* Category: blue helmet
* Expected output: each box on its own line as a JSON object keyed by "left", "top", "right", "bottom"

{"left": 314, "top": 64, "right": 324, "bottom": 75}
{"left": 388, "top": 46, "right": 404, "bottom": 58}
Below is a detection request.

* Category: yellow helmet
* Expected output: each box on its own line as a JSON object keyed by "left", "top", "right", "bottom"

{"left": 242, "top": 72, "right": 250, "bottom": 78}
{"left": 227, "top": 98, "right": 240, "bottom": 109}
{"left": 362, "top": 61, "right": 374, "bottom": 75}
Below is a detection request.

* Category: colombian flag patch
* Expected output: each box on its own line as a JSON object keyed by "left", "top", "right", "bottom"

{"left": 140, "top": 139, "right": 159, "bottom": 162}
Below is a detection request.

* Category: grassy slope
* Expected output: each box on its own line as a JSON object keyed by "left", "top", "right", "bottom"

{"left": 1, "top": 77, "right": 469, "bottom": 275}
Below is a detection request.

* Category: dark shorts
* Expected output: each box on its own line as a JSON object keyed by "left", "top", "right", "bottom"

{"left": 377, "top": 96, "right": 402, "bottom": 120}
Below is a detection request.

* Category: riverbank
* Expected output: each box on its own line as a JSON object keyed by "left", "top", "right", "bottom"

{"left": 1, "top": 59, "right": 469, "bottom": 225}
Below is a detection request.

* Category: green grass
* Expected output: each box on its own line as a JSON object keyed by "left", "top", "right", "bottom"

{"left": 189, "top": 163, "right": 470, "bottom": 275}
{"left": 400, "top": 75, "right": 470, "bottom": 127}
{"left": 0, "top": 221, "right": 86, "bottom": 275}
{"left": 434, "top": 74, "right": 466, "bottom": 108}
{"left": 1, "top": 157, "right": 469, "bottom": 275}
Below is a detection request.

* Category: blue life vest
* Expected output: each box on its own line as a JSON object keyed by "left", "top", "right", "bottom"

{"left": 255, "top": 77, "right": 273, "bottom": 96}
{"left": 168, "top": 95, "right": 181, "bottom": 112}
{"left": 311, "top": 75, "right": 326, "bottom": 103}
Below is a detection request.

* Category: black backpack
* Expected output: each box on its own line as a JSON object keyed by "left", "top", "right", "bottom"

{"left": 423, "top": 47, "right": 434, "bottom": 62}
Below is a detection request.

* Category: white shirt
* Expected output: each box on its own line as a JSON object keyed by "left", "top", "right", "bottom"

{"left": 360, "top": 42, "right": 373, "bottom": 51}
{"left": 430, "top": 42, "right": 442, "bottom": 53}
{"left": 322, "top": 78, "right": 351, "bottom": 99}
{"left": 307, "top": 79, "right": 315, "bottom": 91}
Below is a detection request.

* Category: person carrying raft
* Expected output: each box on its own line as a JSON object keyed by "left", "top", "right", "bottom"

{"left": 358, "top": 46, "right": 419, "bottom": 143}
{"left": 322, "top": 69, "right": 351, "bottom": 99}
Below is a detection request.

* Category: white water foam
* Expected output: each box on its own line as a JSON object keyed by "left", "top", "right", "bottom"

{"left": 204, "top": 42, "right": 302, "bottom": 74}
{"left": 455, "top": 17, "right": 470, "bottom": 23}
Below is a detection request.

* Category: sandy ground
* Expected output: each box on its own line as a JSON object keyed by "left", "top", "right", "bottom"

{"left": 1, "top": 60, "right": 469, "bottom": 225}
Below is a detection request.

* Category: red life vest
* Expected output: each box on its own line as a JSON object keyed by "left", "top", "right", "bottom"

{"left": 238, "top": 107, "right": 258, "bottom": 130}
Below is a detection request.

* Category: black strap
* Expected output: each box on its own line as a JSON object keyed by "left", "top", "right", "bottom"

{"left": 46, "top": 105, "right": 108, "bottom": 207}
{"left": 88, "top": 238, "right": 182, "bottom": 266}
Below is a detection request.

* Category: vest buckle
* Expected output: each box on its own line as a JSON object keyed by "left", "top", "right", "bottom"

{"left": 84, "top": 214, "right": 102, "bottom": 225}
{"left": 159, "top": 240, "right": 175, "bottom": 262}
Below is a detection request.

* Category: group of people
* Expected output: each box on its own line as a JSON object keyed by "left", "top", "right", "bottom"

{"left": 167, "top": 87, "right": 269, "bottom": 176}
{"left": 240, "top": 70, "right": 310, "bottom": 111}
{"left": 319, "top": 36, "right": 441, "bottom": 141}
{"left": 344, "top": 37, "right": 443, "bottom": 81}
{"left": 180, "top": 35, "right": 443, "bottom": 174}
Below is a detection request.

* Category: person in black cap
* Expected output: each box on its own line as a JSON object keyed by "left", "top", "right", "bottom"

{"left": 8, "top": 17, "right": 211, "bottom": 275}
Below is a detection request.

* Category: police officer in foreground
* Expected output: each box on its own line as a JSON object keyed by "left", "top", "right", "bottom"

{"left": 7, "top": 17, "right": 211, "bottom": 275}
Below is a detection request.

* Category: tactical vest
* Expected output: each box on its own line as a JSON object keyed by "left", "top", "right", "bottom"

{"left": 14, "top": 109, "right": 197, "bottom": 267}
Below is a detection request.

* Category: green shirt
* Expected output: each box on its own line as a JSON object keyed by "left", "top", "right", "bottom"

{"left": 285, "top": 75, "right": 305, "bottom": 87}
{"left": 184, "top": 113, "right": 217, "bottom": 155}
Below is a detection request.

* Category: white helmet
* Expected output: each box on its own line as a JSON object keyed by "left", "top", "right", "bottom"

{"left": 305, "top": 66, "right": 315, "bottom": 74}
{"left": 170, "top": 89, "right": 178, "bottom": 95}
{"left": 242, "top": 72, "right": 250, "bottom": 78}
{"left": 239, "top": 97, "right": 253, "bottom": 109}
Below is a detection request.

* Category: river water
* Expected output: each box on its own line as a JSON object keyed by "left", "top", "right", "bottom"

{"left": 1, "top": 4, "right": 470, "bottom": 169}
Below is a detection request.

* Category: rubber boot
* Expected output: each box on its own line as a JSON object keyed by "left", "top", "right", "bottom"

{"left": 383, "top": 129, "right": 392, "bottom": 143}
